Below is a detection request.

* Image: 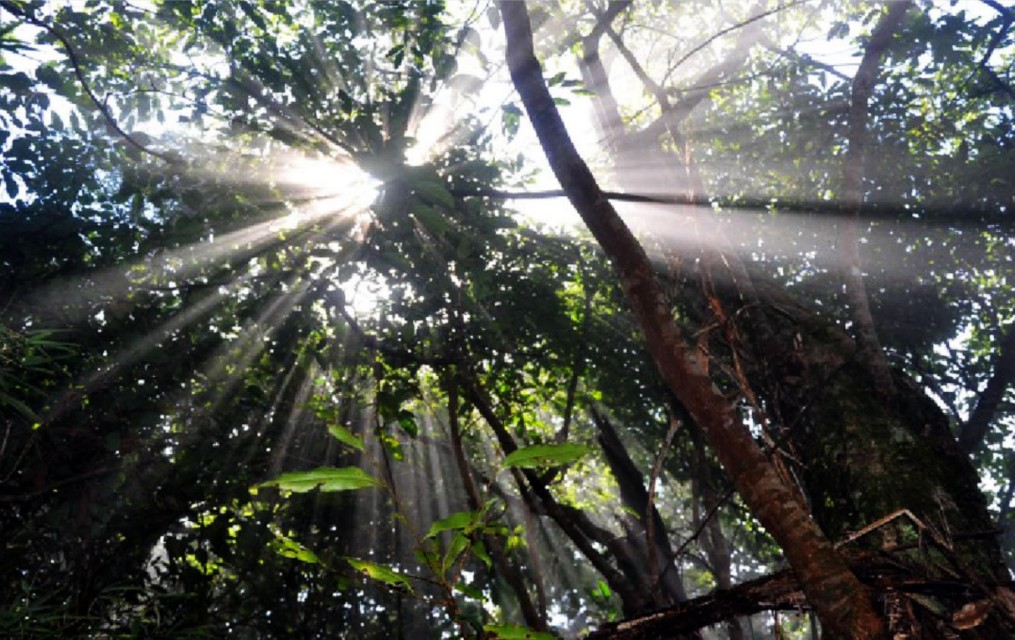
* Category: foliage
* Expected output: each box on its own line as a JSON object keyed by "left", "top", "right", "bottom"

{"left": 0, "top": 0, "right": 1012, "bottom": 637}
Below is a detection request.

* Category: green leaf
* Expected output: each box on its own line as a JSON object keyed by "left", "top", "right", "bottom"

{"left": 259, "top": 466, "right": 380, "bottom": 493}
{"left": 502, "top": 443, "right": 590, "bottom": 469}
{"left": 443, "top": 531, "right": 470, "bottom": 572}
{"left": 410, "top": 201, "right": 451, "bottom": 235}
{"left": 594, "top": 579, "right": 611, "bottom": 599}
{"left": 397, "top": 410, "right": 419, "bottom": 437}
{"left": 483, "top": 623, "right": 555, "bottom": 639}
{"left": 472, "top": 539, "right": 492, "bottom": 569}
{"left": 425, "top": 510, "right": 474, "bottom": 538}
{"left": 348, "top": 559, "right": 413, "bottom": 592}
{"left": 455, "top": 582, "right": 484, "bottom": 600}
{"left": 0, "top": 391, "right": 37, "bottom": 421}
{"left": 271, "top": 535, "right": 320, "bottom": 564}
{"left": 327, "top": 424, "right": 364, "bottom": 451}
{"left": 35, "top": 65, "right": 62, "bottom": 91}
{"left": 412, "top": 178, "right": 455, "bottom": 209}
{"left": 239, "top": 0, "right": 268, "bottom": 31}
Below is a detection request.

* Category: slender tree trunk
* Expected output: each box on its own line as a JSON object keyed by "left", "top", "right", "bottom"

{"left": 839, "top": 1, "right": 912, "bottom": 398}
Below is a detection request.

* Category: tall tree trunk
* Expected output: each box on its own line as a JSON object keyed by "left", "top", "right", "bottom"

{"left": 838, "top": 1, "right": 913, "bottom": 397}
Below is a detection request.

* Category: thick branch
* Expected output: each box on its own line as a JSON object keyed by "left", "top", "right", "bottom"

{"left": 591, "top": 409, "right": 686, "bottom": 604}
{"left": 588, "top": 554, "right": 1013, "bottom": 640}
{"left": 576, "top": 2, "right": 628, "bottom": 150}
{"left": 448, "top": 187, "right": 1015, "bottom": 229}
{"left": 500, "top": 3, "right": 885, "bottom": 637}
{"left": 587, "top": 569, "right": 805, "bottom": 639}
{"left": 960, "top": 323, "right": 1015, "bottom": 453}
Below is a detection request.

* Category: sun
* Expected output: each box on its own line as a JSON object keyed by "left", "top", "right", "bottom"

{"left": 274, "top": 154, "right": 381, "bottom": 210}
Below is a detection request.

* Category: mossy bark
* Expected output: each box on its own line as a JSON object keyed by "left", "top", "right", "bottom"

{"left": 739, "top": 285, "right": 1011, "bottom": 635}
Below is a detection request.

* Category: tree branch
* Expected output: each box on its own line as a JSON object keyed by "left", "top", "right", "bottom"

{"left": 839, "top": 1, "right": 913, "bottom": 397}
{"left": 586, "top": 569, "right": 805, "bottom": 639}
{"left": 960, "top": 322, "right": 1015, "bottom": 453}
{"left": 447, "top": 187, "right": 1015, "bottom": 228}
{"left": 456, "top": 371, "right": 644, "bottom": 609}
{"left": 446, "top": 379, "right": 546, "bottom": 630}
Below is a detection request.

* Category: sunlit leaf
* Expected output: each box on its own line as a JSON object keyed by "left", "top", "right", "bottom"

{"left": 411, "top": 200, "right": 451, "bottom": 235}
{"left": 443, "top": 531, "right": 470, "bottom": 572}
{"left": 411, "top": 178, "right": 455, "bottom": 209}
{"left": 483, "top": 623, "right": 555, "bottom": 639}
{"left": 271, "top": 535, "right": 320, "bottom": 564}
{"left": 327, "top": 424, "right": 364, "bottom": 451}
{"left": 259, "top": 466, "right": 380, "bottom": 493}
{"left": 397, "top": 412, "right": 419, "bottom": 437}
{"left": 348, "top": 559, "right": 413, "bottom": 592}
{"left": 472, "top": 539, "right": 492, "bottom": 569}
{"left": 425, "top": 510, "right": 474, "bottom": 538}
{"left": 502, "top": 443, "right": 591, "bottom": 469}
{"left": 455, "top": 582, "right": 484, "bottom": 600}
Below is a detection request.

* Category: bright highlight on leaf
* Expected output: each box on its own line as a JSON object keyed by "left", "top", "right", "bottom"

{"left": 348, "top": 559, "right": 413, "bottom": 593}
{"left": 483, "top": 623, "right": 556, "bottom": 640}
{"left": 425, "top": 510, "right": 475, "bottom": 538}
{"left": 327, "top": 424, "right": 364, "bottom": 451}
{"left": 502, "top": 443, "right": 591, "bottom": 469}
{"left": 259, "top": 466, "right": 380, "bottom": 493}
{"left": 270, "top": 535, "right": 320, "bottom": 565}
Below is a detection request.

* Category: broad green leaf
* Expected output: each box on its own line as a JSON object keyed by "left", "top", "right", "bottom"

{"left": 455, "top": 582, "right": 484, "bottom": 600}
{"left": 348, "top": 559, "right": 413, "bottom": 592}
{"left": 327, "top": 424, "right": 364, "bottom": 451}
{"left": 414, "top": 548, "right": 440, "bottom": 568}
{"left": 502, "top": 443, "right": 591, "bottom": 469}
{"left": 483, "top": 623, "right": 555, "bottom": 640}
{"left": 425, "top": 510, "right": 474, "bottom": 538}
{"left": 443, "top": 531, "right": 470, "bottom": 572}
{"left": 594, "top": 579, "right": 611, "bottom": 599}
{"left": 397, "top": 411, "right": 419, "bottom": 437}
{"left": 271, "top": 535, "right": 319, "bottom": 564}
{"left": 260, "top": 466, "right": 380, "bottom": 493}
{"left": 411, "top": 178, "right": 455, "bottom": 209}
{"left": 472, "top": 539, "right": 492, "bottom": 569}
{"left": 410, "top": 200, "right": 451, "bottom": 234}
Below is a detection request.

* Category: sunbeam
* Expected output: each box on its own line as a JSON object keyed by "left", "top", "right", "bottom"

{"left": 3, "top": 2, "right": 1012, "bottom": 638}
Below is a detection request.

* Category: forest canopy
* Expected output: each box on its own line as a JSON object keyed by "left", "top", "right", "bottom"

{"left": 1, "top": 1, "right": 1013, "bottom": 638}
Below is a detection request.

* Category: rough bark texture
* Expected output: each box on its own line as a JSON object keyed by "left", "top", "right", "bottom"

{"left": 588, "top": 552, "right": 1015, "bottom": 639}
{"left": 500, "top": 4, "right": 886, "bottom": 638}
{"left": 738, "top": 281, "right": 1008, "bottom": 578}
{"left": 586, "top": 570, "right": 805, "bottom": 640}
